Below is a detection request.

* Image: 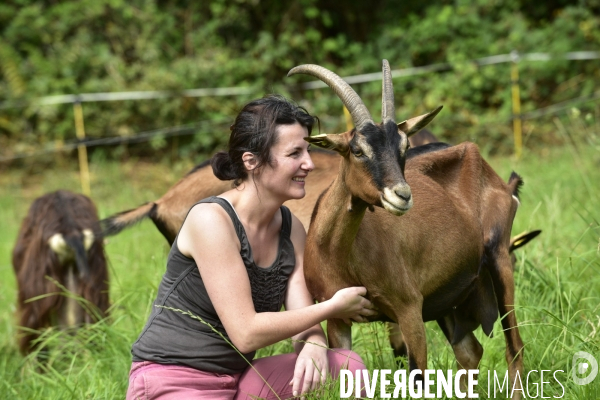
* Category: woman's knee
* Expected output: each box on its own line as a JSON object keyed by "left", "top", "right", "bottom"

{"left": 328, "top": 349, "right": 365, "bottom": 377}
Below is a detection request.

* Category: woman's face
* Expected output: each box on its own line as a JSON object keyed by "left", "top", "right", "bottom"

{"left": 256, "top": 122, "right": 314, "bottom": 202}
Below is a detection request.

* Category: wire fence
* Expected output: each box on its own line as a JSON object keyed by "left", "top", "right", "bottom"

{"left": 2, "top": 50, "right": 599, "bottom": 108}
{"left": 0, "top": 119, "right": 229, "bottom": 162}
{"left": 2, "top": 50, "right": 600, "bottom": 194}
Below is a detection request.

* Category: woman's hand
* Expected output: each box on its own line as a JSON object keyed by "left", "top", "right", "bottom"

{"left": 329, "top": 286, "right": 377, "bottom": 325}
{"left": 290, "top": 340, "right": 329, "bottom": 398}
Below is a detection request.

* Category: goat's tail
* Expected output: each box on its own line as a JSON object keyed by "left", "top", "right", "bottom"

{"left": 100, "top": 202, "right": 155, "bottom": 237}
{"left": 508, "top": 171, "right": 524, "bottom": 200}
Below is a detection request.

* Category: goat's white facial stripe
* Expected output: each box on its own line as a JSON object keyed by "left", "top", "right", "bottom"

{"left": 356, "top": 136, "right": 374, "bottom": 158}
{"left": 65, "top": 269, "right": 78, "bottom": 328}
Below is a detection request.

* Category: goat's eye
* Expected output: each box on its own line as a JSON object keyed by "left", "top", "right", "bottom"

{"left": 352, "top": 148, "right": 363, "bottom": 157}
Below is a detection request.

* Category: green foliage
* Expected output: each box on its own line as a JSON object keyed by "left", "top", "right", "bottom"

{"left": 1, "top": 0, "right": 599, "bottom": 161}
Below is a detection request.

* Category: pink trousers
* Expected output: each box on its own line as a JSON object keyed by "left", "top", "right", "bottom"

{"left": 126, "top": 349, "right": 364, "bottom": 400}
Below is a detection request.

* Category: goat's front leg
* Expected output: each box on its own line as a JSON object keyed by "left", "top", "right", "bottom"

{"left": 395, "top": 303, "right": 427, "bottom": 376}
{"left": 327, "top": 318, "right": 352, "bottom": 349}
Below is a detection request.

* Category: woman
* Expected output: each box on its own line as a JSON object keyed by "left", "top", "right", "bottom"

{"left": 127, "top": 95, "right": 375, "bottom": 399}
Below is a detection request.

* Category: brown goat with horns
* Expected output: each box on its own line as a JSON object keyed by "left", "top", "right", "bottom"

{"left": 288, "top": 61, "right": 525, "bottom": 395}
{"left": 12, "top": 190, "right": 109, "bottom": 354}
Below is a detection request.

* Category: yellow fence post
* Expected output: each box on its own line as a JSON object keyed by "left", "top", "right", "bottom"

{"left": 510, "top": 51, "right": 523, "bottom": 159}
{"left": 73, "top": 101, "right": 91, "bottom": 196}
{"left": 343, "top": 106, "right": 353, "bottom": 131}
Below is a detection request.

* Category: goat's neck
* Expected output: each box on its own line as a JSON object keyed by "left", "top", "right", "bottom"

{"left": 311, "top": 167, "right": 368, "bottom": 256}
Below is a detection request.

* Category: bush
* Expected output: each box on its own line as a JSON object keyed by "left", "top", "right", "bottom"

{"left": 1, "top": 0, "right": 599, "bottom": 161}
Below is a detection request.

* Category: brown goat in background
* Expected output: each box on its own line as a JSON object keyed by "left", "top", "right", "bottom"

{"left": 100, "top": 129, "right": 439, "bottom": 244}
{"left": 12, "top": 190, "right": 109, "bottom": 354}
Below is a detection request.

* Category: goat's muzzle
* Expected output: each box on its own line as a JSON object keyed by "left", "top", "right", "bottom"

{"left": 381, "top": 184, "right": 413, "bottom": 215}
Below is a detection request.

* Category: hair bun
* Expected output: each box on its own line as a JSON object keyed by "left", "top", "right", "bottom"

{"left": 211, "top": 151, "right": 239, "bottom": 181}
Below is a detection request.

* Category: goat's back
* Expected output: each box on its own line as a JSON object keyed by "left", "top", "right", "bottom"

{"left": 107, "top": 136, "right": 437, "bottom": 244}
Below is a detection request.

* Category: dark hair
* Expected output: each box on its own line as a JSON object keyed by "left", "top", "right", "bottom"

{"left": 211, "top": 94, "right": 317, "bottom": 186}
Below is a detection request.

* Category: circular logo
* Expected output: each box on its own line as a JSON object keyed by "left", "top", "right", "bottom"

{"left": 572, "top": 351, "right": 598, "bottom": 385}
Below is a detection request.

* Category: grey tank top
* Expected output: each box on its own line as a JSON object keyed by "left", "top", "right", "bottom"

{"left": 131, "top": 196, "right": 296, "bottom": 374}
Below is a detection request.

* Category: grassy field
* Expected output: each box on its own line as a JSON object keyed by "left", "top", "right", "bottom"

{"left": 0, "top": 135, "right": 599, "bottom": 399}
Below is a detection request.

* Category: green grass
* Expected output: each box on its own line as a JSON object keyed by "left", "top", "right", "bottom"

{"left": 0, "top": 137, "right": 599, "bottom": 399}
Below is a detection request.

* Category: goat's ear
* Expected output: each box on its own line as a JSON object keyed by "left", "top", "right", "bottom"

{"left": 304, "top": 134, "right": 348, "bottom": 154}
{"left": 397, "top": 105, "right": 443, "bottom": 137}
{"left": 509, "top": 229, "right": 542, "bottom": 253}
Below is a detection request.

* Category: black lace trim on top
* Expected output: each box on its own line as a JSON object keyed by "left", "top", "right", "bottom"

{"left": 246, "top": 241, "right": 289, "bottom": 312}
{"left": 211, "top": 197, "right": 294, "bottom": 313}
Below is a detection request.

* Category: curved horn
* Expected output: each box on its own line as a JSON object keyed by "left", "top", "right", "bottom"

{"left": 288, "top": 64, "right": 373, "bottom": 131}
{"left": 83, "top": 228, "right": 95, "bottom": 251}
{"left": 48, "top": 233, "right": 67, "bottom": 254}
{"left": 48, "top": 233, "right": 69, "bottom": 264}
{"left": 381, "top": 59, "right": 395, "bottom": 123}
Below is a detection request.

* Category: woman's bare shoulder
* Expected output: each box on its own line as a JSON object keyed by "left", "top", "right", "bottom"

{"left": 187, "top": 201, "right": 231, "bottom": 224}
{"left": 178, "top": 202, "right": 239, "bottom": 257}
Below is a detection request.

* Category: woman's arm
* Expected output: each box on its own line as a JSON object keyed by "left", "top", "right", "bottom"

{"left": 284, "top": 213, "right": 327, "bottom": 353}
{"left": 177, "top": 203, "right": 374, "bottom": 354}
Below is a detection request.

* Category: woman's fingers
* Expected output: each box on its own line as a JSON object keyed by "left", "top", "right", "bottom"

{"left": 291, "top": 361, "right": 305, "bottom": 396}
{"left": 362, "top": 306, "right": 378, "bottom": 316}
{"left": 311, "top": 366, "right": 323, "bottom": 391}
{"left": 351, "top": 315, "right": 365, "bottom": 323}
{"left": 332, "top": 286, "right": 380, "bottom": 322}
{"left": 300, "top": 362, "right": 314, "bottom": 395}
{"left": 348, "top": 304, "right": 378, "bottom": 322}
{"left": 360, "top": 296, "right": 375, "bottom": 309}
{"left": 352, "top": 286, "right": 368, "bottom": 296}
{"left": 294, "top": 360, "right": 327, "bottom": 397}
